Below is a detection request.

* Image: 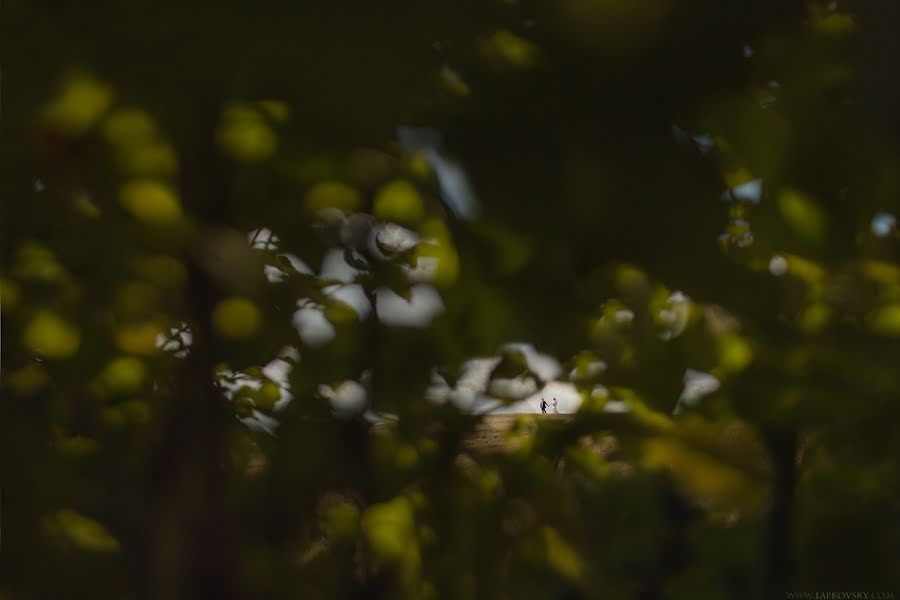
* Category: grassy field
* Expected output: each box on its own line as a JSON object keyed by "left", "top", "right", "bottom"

{"left": 368, "top": 413, "right": 574, "bottom": 452}
{"left": 461, "top": 413, "right": 571, "bottom": 451}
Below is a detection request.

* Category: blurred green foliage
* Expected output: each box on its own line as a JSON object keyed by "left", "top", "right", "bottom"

{"left": 3, "top": 0, "right": 900, "bottom": 598}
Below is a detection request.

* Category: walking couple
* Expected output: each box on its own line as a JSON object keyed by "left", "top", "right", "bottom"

{"left": 540, "top": 398, "right": 558, "bottom": 414}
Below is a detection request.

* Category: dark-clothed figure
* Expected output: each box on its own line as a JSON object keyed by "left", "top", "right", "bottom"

{"left": 540, "top": 398, "right": 548, "bottom": 413}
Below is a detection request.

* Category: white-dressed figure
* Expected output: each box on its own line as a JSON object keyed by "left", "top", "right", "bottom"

{"left": 552, "top": 398, "right": 559, "bottom": 414}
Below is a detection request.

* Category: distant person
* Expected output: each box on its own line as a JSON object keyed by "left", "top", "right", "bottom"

{"left": 540, "top": 398, "right": 548, "bottom": 413}
{"left": 552, "top": 398, "right": 559, "bottom": 414}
